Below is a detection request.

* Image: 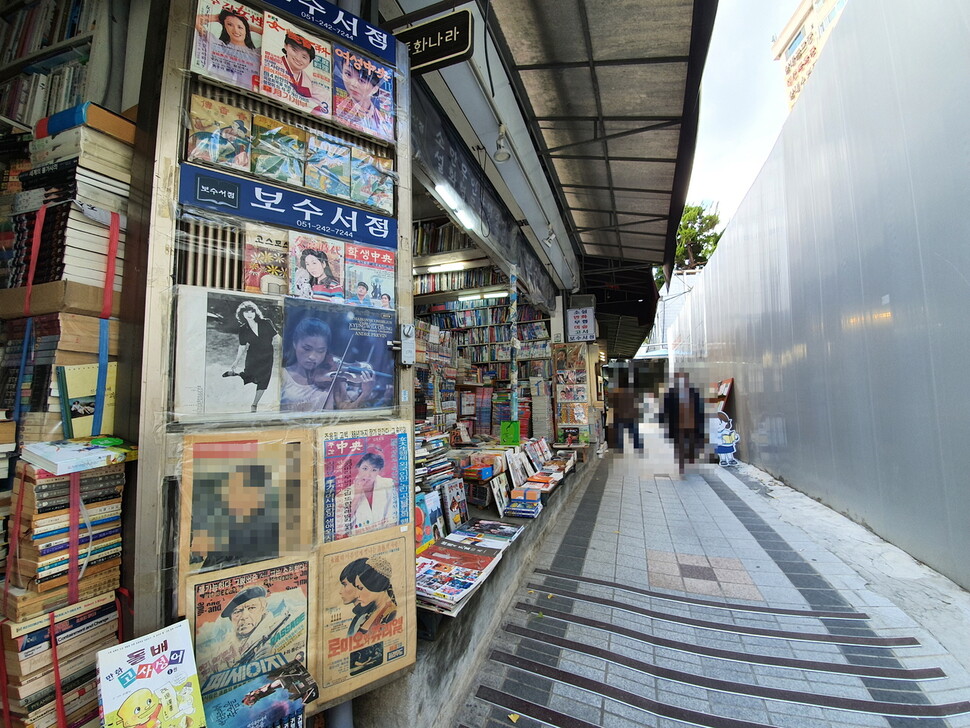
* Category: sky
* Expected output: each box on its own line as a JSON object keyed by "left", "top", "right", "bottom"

{"left": 686, "top": 0, "right": 801, "bottom": 224}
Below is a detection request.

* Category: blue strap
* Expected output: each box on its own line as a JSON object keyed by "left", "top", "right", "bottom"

{"left": 12, "top": 317, "right": 34, "bottom": 425}
{"left": 91, "top": 318, "right": 110, "bottom": 436}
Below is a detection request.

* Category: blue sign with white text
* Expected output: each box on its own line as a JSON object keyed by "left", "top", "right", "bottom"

{"left": 262, "top": 0, "right": 397, "bottom": 66}
{"left": 179, "top": 164, "right": 397, "bottom": 249}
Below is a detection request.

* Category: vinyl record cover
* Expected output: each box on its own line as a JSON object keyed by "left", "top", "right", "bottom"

{"left": 288, "top": 231, "right": 344, "bottom": 302}
{"left": 187, "top": 94, "right": 252, "bottom": 172}
{"left": 191, "top": 0, "right": 263, "bottom": 93}
{"left": 259, "top": 12, "right": 332, "bottom": 118}
{"left": 332, "top": 45, "right": 394, "bottom": 142}
{"left": 243, "top": 222, "right": 288, "bottom": 295}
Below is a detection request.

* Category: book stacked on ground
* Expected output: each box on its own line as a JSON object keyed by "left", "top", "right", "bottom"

{"left": 7, "top": 456, "right": 129, "bottom": 596}
{"left": 2, "top": 591, "right": 120, "bottom": 728}
{"left": 414, "top": 422, "right": 450, "bottom": 490}
{"left": 415, "top": 539, "right": 503, "bottom": 617}
{"left": 504, "top": 487, "right": 543, "bottom": 519}
{"left": 0, "top": 313, "right": 119, "bottom": 442}
{"left": 1, "top": 484, "right": 10, "bottom": 579}
{"left": 1, "top": 133, "right": 31, "bottom": 286}
{"left": 0, "top": 416, "right": 15, "bottom": 478}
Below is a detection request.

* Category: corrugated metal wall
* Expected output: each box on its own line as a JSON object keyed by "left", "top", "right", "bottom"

{"left": 670, "top": 0, "right": 970, "bottom": 589}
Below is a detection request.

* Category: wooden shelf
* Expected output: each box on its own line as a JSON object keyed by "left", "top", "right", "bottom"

{"left": 0, "top": 32, "right": 93, "bottom": 83}
{"left": 412, "top": 248, "right": 489, "bottom": 269}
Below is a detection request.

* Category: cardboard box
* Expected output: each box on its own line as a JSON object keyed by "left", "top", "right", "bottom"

{"left": 0, "top": 281, "right": 122, "bottom": 320}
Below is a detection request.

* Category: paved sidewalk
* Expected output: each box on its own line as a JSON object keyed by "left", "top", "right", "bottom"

{"left": 452, "top": 426, "right": 970, "bottom": 728}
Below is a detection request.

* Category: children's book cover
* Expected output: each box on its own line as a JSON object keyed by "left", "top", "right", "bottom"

{"left": 556, "top": 402, "right": 589, "bottom": 426}
{"left": 243, "top": 222, "right": 288, "bottom": 295}
{"left": 332, "top": 45, "right": 395, "bottom": 142}
{"left": 288, "top": 231, "right": 344, "bottom": 302}
{"left": 251, "top": 114, "right": 307, "bottom": 186}
{"left": 350, "top": 149, "right": 393, "bottom": 215}
{"left": 187, "top": 94, "right": 252, "bottom": 172}
{"left": 97, "top": 621, "right": 206, "bottom": 728}
{"left": 343, "top": 243, "right": 394, "bottom": 310}
{"left": 305, "top": 131, "right": 351, "bottom": 200}
{"left": 191, "top": 0, "right": 263, "bottom": 93}
{"left": 260, "top": 12, "right": 332, "bottom": 118}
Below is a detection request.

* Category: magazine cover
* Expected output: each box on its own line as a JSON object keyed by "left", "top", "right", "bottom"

{"left": 414, "top": 489, "right": 444, "bottom": 554}
{"left": 350, "top": 149, "right": 393, "bottom": 214}
{"left": 97, "top": 621, "right": 206, "bottom": 728}
{"left": 305, "top": 131, "right": 352, "bottom": 199}
{"left": 556, "top": 402, "right": 589, "bottom": 426}
{"left": 343, "top": 242, "right": 394, "bottom": 310}
{"left": 280, "top": 298, "right": 395, "bottom": 412}
{"left": 251, "top": 114, "right": 307, "bottom": 186}
{"left": 441, "top": 477, "right": 468, "bottom": 533}
{"left": 191, "top": 0, "right": 263, "bottom": 92}
{"left": 318, "top": 420, "right": 411, "bottom": 542}
{"left": 243, "top": 223, "right": 289, "bottom": 295}
{"left": 174, "top": 287, "right": 283, "bottom": 419}
{"left": 260, "top": 12, "right": 332, "bottom": 118}
{"left": 332, "top": 45, "right": 395, "bottom": 142}
{"left": 320, "top": 531, "right": 413, "bottom": 702}
{"left": 288, "top": 231, "right": 344, "bottom": 302}
{"left": 179, "top": 430, "right": 314, "bottom": 580}
{"left": 185, "top": 560, "right": 315, "bottom": 704}
{"left": 187, "top": 94, "right": 252, "bottom": 172}
{"left": 557, "top": 425, "right": 590, "bottom": 445}
{"left": 555, "top": 383, "right": 588, "bottom": 403}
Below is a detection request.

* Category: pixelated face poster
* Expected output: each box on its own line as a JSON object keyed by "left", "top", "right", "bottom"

{"left": 179, "top": 430, "right": 313, "bottom": 579}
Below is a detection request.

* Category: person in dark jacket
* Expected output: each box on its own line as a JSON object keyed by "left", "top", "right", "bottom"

{"left": 661, "top": 371, "right": 706, "bottom": 474}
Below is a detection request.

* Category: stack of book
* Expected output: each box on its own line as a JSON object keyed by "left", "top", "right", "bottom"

{"left": 413, "top": 423, "right": 450, "bottom": 491}
{"left": 0, "top": 484, "right": 10, "bottom": 580}
{"left": 2, "top": 590, "right": 120, "bottom": 728}
{"left": 1, "top": 416, "right": 15, "bottom": 478}
{"left": 1, "top": 133, "right": 31, "bottom": 286}
{"left": 415, "top": 538, "right": 502, "bottom": 617}
{"left": 504, "top": 487, "right": 543, "bottom": 518}
{"left": 445, "top": 518, "right": 523, "bottom": 549}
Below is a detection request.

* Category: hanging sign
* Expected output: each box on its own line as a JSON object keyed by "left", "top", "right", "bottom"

{"left": 566, "top": 307, "right": 596, "bottom": 342}
{"left": 396, "top": 10, "right": 474, "bottom": 74}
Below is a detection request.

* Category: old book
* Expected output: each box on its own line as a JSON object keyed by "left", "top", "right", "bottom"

{"left": 186, "top": 94, "right": 252, "bottom": 173}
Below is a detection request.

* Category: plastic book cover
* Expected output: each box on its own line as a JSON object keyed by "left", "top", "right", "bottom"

{"left": 305, "top": 131, "right": 351, "bottom": 199}
{"left": 56, "top": 361, "right": 117, "bottom": 438}
{"left": 20, "top": 436, "right": 137, "bottom": 476}
{"left": 288, "top": 231, "right": 344, "bottom": 302}
{"left": 343, "top": 242, "right": 394, "bottom": 310}
{"left": 557, "top": 402, "right": 589, "bottom": 426}
{"left": 555, "top": 383, "right": 588, "bottom": 403}
{"left": 187, "top": 94, "right": 252, "bottom": 172}
{"left": 191, "top": 0, "right": 263, "bottom": 93}
{"left": 174, "top": 287, "right": 283, "bottom": 419}
{"left": 317, "top": 421, "right": 411, "bottom": 543}
{"left": 332, "top": 45, "right": 395, "bottom": 142}
{"left": 184, "top": 558, "right": 315, "bottom": 710}
{"left": 259, "top": 12, "right": 332, "bottom": 118}
{"left": 350, "top": 149, "right": 393, "bottom": 214}
{"left": 320, "top": 530, "right": 413, "bottom": 702}
{"left": 97, "top": 621, "right": 206, "bottom": 728}
{"left": 243, "top": 223, "right": 288, "bottom": 295}
{"left": 279, "top": 298, "right": 396, "bottom": 412}
{"left": 251, "top": 114, "right": 307, "bottom": 186}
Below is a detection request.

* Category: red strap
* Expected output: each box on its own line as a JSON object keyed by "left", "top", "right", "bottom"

{"left": 23, "top": 203, "right": 47, "bottom": 316}
{"left": 0, "top": 619, "right": 12, "bottom": 728}
{"left": 100, "top": 211, "right": 120, "bottom": 319}
{"left": 50, "top": 611, "right": 68, "bottom": 728}
{"left": 68, "top": 472, "right": 81, "bottom": 603}
{"left": 3, "top": 470, "right": 28, "bottom": 613}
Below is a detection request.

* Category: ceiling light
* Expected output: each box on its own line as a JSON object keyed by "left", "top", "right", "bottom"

{"left": 434, "top": 183, "right": 460, "bottom": 210}
{"left": 455, "top": 208, "right": 477, "bottom": 231}
{"left": 494, "top": 123, "right": 511, "bottom": 163}
{"left": 480, "top": 290, "right": 508, "bottom": 299}
{"left": 458, "top": 293, "right": 483, "bottom": 301}
{"left": 427, "top": 262, "right": 468, "bottom": 273}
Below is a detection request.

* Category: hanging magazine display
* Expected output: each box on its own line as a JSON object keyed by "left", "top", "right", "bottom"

{"left": 260, "top": 12, "right": 333, "bottom": 118}
{"left": 280, "top": 298, "right": 395, "bottom": 412}
{"left": 192, "top": 0, "right": 263, "bottom": 93}
{"left": 343, "top": 242, "right": 395, "bottom": 310}
{"left": 305, "top": 131, "right": 352, "bottom": 199}
{"left": 320, "top": 531, "right": 413, "bottom": 702}
{"left": 187, "top": 95, "right": 252, "bottom": 172}
{"left": 251, "top": 114, "right": 306, "bottom": 186}
{"left": 332, "top": 45, "right": 394, "bottom": 142}
{"left": 243, "top": 222, "right": 289, "bottom": 294}
{"left": 318, "top": 420, "right": 411, "bottom": 542}
{"left": 289, "top": 231, "right": 344, "bottom": 302}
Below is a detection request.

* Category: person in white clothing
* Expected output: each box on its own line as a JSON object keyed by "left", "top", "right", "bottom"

{"left": 350, "top": 451, "right": 396, "bottom": 533}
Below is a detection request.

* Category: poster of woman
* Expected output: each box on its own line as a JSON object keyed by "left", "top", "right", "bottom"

{"left": 260, "top": 12, "right": 332, "bottom": 118}
{"left": 289, "top": 231, "right": 344, "bottom": 302}
{"left": 191, "top": 0, "right": 263, "bottom": 93}
{"left": 332, "top": 45, "right": 395, "bottom": 142}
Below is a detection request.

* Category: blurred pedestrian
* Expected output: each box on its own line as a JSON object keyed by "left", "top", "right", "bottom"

{"left": 661, "top": 371, "right": 705, "bottom": 474}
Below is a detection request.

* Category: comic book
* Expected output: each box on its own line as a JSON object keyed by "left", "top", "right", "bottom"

{"left": 186, "top": 94, "right": 252, "bottom": 172}
{"left": 350, "top": 149, "right": 393, "bottom": 214}
{"left": 259, "top": 12, "right": 332, "bottom": 118}
{"left": 288, "top": 231, "right": 344, "bottom": 302}
{"left": 243, "top": 222, "right": 289, "bottom": 295}
{"left": 251, "top": 115, "right": 306, "bottom": 186}
{"left": 343, "top": 242, "right": 394, "bottom": 310}
{"left": 318, "top": 420, "right": 411, "bottom": 542}
{"left": 440, "top": 476, "right": 468, "bottom": 534}
{"left": 97, "top": 621, "right": 206, "bottom": 728}
{"left": 191, "top": 0, "right": 263, "bottom": 93}
{"left": 305, "top": 131, "right": 351, "bottom": 200}
{"left": 332, "top": 45, "right": 395, "bottom": 142}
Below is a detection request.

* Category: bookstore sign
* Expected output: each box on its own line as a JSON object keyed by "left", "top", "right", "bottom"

{"left": 396, "top": 10, "right": 474, "bottom": 74}
{"left": 567, "top": 307, "right": 596, "bottom": 342}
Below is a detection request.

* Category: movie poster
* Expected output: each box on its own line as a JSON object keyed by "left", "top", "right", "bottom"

{"left": 260, "top": 12, "right": 332, "bottom": 118}
{"left": 279, "top": 298, "right": 395, "bottom": 412}
{"left": 191, "top": 0, "right": 263, "bottom": 93}
{"left": 98, "top": 622, "right": 207, "bottom": 728}
{"left": 179, "top": 429, "right": 314, "bottom": 579}
{"left": 174, "top": 287, "right": 283, "bottom": 419}
{"left": 343, "top": 243, "right": 394, "bottom": 310}
{"left": 243, "top": 223, "right": 289, "bottom": 295}
{"left": 332, "top": 45, "right": 394, "bottom": 142}
{"left": 318, "top": 420, "right": 411, "bottom": 542}
{"left": 288, "top": 231, "right": 344, "bottom": 302}
{"left": 320, "top": 531, "right": 413, "bottom": 702}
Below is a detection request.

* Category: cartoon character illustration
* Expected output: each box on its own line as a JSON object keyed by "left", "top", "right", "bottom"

{"left": 117, "top": 689, "right": 163, "bottom": 728}
{"left": 714, "top": 412, "right": 740, "bottom": 466}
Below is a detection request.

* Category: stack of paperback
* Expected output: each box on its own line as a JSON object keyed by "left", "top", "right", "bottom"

{"left": 0, "top": 416, "right": 16, "bottom": 478}
{"left": 415, "top": 539, "right": 502, "bottom": 617}
{"left": 2, "top": 591, "right": 120, "bottom": 728}
{"left": 1, "top": 485, "right": 10, "bottom": 579}
{"left": 1, "top": 133, "right": 31, "bottom": 286}
{"left": 414, "top": 422, "right": 451, "bottom": 490}
{"left": 504, "top": 487, "right": 543, "bottom": 518}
